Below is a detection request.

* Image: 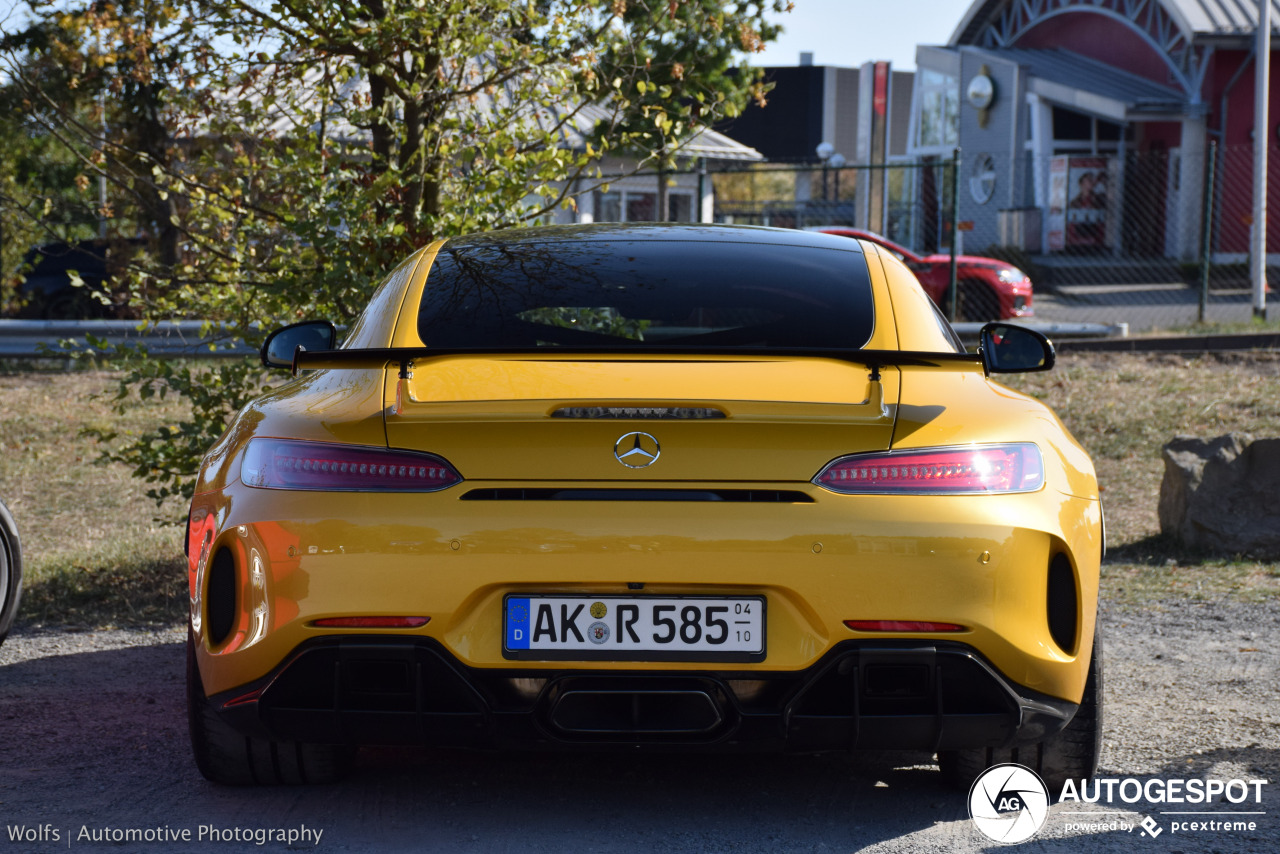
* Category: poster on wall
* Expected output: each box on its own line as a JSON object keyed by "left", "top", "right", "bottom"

{"left": 1066, "top": 156, "right": 1109, "bottom": 247}
{"left": 1047, "top": 157, "right": 1067, "bottom": 251}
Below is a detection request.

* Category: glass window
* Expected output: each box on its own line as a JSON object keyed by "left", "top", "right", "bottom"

{"left": 913, "top": 69, "right": 958, "bottom": 151}
{"left": 626, "top": 192, "right": 656, "bottom": 222}
{"left": 595, "top": 190, "right": 691, "bottom": 222}
{"left": 668, "top": 193, "right": 694, "bottom": 222}
{"left": 1052, "top": 107, "right": 1091, "bottom": 141}
{"left": 920, "top": 89, "right": 943, "bottom": 148}
{"left": 945, "top": 87, "right": 959, "bottom": 146}
{"left": 595, "top": 191, "right": 622, "bottom": 223}
{"left": 417, "top": 231, "right": 875, "bottom": 351}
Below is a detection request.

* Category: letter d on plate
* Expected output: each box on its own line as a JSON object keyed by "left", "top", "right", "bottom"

{"left": 506, "top": 598, "right": 531, "bottom": 649}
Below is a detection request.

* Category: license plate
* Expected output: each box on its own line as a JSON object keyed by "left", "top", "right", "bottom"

{"left": 503, "top": 595, "right": 766, "bottom": 662}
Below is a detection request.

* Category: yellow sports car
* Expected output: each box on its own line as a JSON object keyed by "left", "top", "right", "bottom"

{"left": 185, "top": 224, "right": 1102, "bottom": 789}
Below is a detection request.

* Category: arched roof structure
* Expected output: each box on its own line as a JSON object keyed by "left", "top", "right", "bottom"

{"left": 948, "top": 0, "right": 1280, "bottom": 97}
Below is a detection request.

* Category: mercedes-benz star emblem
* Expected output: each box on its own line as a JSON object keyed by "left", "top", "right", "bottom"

{"left": 614, "top": 431, "right": 661, "bottom": 468}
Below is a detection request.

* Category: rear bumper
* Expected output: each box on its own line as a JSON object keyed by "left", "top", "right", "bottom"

{"left": 211, "top": 636, "right": 1078, "bottom": 753}
{"left": 191, "top": 486, "right": 1103, "bottom": 703}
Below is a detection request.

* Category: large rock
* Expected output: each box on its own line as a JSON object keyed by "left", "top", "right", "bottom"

{"left": 1158, "top": 433, "right": 1280, "bottom": 557}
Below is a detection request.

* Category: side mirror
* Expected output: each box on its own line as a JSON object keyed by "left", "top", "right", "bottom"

{"left": 979, "top": 322, "right": 1055, "bottom": 374}
{"left": 261, "top": 320, "right": 337, "bottom": 370}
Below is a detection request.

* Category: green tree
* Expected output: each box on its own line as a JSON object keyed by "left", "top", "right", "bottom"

{"left": 0, "top": 103, "right": 95, "bottom": 312}
{"left": 1, "top": 0, "right": 206, "bottom": 313}
{"left": 1, "top": 0, "right": 788, "bottom": 505}
{"left": 596, "top": 0, "right": 779, "bottom": 217}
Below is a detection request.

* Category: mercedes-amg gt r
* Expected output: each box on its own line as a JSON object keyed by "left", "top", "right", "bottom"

{"left": 185, "top": 224, "right": 1101, "bottom": 789}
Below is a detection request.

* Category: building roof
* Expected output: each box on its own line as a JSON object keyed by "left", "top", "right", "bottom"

{"left": 567, "top": 103, "right": 764, "bottom": 162}
{"left": 951, "top": 0, "right": 1280, "bottom": 47}
{"left": 974, "top": 47, "right": 1188, "bottom": 118}
{"left": 228, "top": 62, "right": 762, "bottom": 163}
{"left": 1168, "top": 0, "right": 1280, "bottom": 35}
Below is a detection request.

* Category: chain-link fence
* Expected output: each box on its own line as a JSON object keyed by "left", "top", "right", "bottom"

{"left": 710, "top": 160, "right": 945, "bottom": 250}
{"left": 11, "top": 151, "right": 1277, "bottom": 335}
{"left": 709, "top": 146, "right": 1279, "bottom": 333}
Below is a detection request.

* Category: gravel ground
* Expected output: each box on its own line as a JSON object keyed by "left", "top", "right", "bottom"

{"left": 0, "top": 600, "right": 1275, "bottom": 853}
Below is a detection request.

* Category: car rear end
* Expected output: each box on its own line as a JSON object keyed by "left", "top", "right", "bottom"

{"left": 188, "top": 226, "right": 1096, "bottom": 761}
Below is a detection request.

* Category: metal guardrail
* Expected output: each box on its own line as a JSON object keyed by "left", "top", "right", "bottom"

{"left": 949, "top": 321, "right": 1127, "bottom": 342}
{"left": 0, "top": 320, "right": 256, "bottom": 358}
{"left": 1055, "top": 331, "right": 1280, "bottom": 354}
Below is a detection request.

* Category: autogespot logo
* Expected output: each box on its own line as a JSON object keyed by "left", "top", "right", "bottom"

{"left": 968, "top": 763, "right": 1051, "bottom": 844}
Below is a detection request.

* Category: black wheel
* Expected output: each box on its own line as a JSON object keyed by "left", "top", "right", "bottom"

{"left": 186, "top": 629, "right": 353, "bottom": 784}
{"left": 956, "top": 280, "right": 1001, "bottom": 322}
{"left": 939, "top": 632, "right": 1102, "bottom": 796}
{"left": 0, "top": 500, "right": 23, "bottom": 646}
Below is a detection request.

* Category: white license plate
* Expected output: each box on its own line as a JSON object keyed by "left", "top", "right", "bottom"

{"left": 503, "top": 595, "right": 766, "bottom": 662}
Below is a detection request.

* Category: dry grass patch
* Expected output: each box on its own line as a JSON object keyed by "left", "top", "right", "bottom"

{"left": 1003, "top": 351, "right": 1280, "bottom": 546}
{"left": 1102, "top": 558, "right": 1280, "bottom": 607}
{"left": 1003, "top": 351, "right": 1280, "bottom": 605}
{"left": 0, "top": 369, "right": 189, "bottom": 628}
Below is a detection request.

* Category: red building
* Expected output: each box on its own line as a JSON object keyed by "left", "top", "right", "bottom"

{"left": 910, "top": 0, "right": 1280, "bottom": 261}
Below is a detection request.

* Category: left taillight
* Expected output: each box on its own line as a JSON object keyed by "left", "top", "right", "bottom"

{"left": 241, "top": 438, "right": 462, "bottom": 492}
{"left": 813, "top": 443, "right": 1043, "bottom": 495}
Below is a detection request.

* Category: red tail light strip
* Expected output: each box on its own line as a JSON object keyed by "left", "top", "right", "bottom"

{"left": 814, "top": 443, "right": 1043, "bottom": 494}
{"left": 312, "top": 617, "right": 431, "bottom": 629}
{"left": 844, "top": 620, "right": 965, "bottom": 632}
{"left": 241, "top": 439, "right": 462, "bottom": 492}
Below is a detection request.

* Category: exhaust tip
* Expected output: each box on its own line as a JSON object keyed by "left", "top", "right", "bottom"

{"left": 550, "top": 688, "right": 724, "bottom": 736}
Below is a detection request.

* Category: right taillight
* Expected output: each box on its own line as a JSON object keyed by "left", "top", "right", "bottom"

{"left": 814, "top": 443, "right": 1043, "bottom": 495}
{"left": 241, "top": 438, "right": 462, "bottom": 492}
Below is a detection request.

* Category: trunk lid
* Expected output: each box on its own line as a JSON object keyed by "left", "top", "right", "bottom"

{"left": 383, "top": 355, "right": 898, "bottom": 483}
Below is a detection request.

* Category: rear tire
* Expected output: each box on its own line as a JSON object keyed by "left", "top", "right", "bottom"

{"left": 186, "top": 630, "right": 353, "bottom": 784}
{"left": 0, "top": 500, "right": 23, "bottom": 646}
{"left": 939, "top": 632, "right": 1102, "bottom": 797}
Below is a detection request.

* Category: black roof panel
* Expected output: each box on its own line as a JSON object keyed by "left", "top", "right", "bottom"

{"left": 442, "top": 222, "right": 867, "bottom": 253}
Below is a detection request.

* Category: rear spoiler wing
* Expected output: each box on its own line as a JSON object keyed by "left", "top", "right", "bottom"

{"left": 292, "top": 346, "right": 989, "bottom": 380}
{"left": 288, "top": 333, "right": 1053, "bottom": 419}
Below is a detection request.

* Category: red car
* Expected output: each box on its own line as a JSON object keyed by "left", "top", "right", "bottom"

{"left": 818, "top": 228, "right": 1033, "bottom": 322}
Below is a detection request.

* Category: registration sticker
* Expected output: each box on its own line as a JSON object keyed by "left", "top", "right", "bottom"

{"left": 503, "top": 595, "right": 766, "bottom": 662}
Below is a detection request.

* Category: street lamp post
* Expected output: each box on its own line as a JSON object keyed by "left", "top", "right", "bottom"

{"left": 816, "top": 142, "right": 845, "bottom": 221}
{"left": 1253, "top": 0, "right": 1271, "bottom": 318}
{"left": 816, "top": 142, "right": 834, "bottom": 202}
{"left": 829, "top": 153, "right": 846, "bottom": 208}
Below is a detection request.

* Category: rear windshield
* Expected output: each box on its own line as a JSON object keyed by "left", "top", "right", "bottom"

{"left": 416, "top": 238, "right": 874, "bottom": 350}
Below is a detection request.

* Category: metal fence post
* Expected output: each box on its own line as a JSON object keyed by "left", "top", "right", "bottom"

{"left": 696, "top": 158, "right": 706, "bottom": 224}
{"left": 948, "top": 149, "right": 961, "bottom": 322}
{"left": 1199, "top": 140, "right": 1218, "bottom": 323}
